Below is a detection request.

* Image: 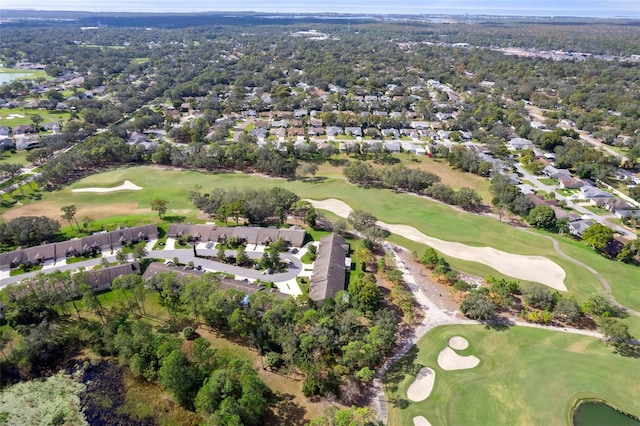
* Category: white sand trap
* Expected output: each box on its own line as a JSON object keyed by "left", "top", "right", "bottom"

{"left": 407, "top": 367, "right": 436, "bottom": 402}
{"left": 72, "top": 180, "right": 142, "bottom": 193}
{"left": 438, "top": 347, "right": 480, "bottom": 371}
{"left": 449, "top": 336, "right": 469, "bottom": 350}
{"left": 413, "top": 416, "right": 433, "bottom": 426}
{"left": 8, "top": 114, "right": 25, "bottom": 118}
{"left": 307, "top": 198, "right": 567, "bottom": 291}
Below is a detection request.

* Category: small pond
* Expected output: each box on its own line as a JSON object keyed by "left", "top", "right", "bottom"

{"left": 573, "top": 401, "right": 640, "bottom": 426}
{"left": 0, "top": 72, "right": 32, "bottom": 84}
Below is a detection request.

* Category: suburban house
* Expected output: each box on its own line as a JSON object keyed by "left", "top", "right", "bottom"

{"left": 326, "top": 126, "right": 343, "bottom": 137}
{"left": 383, "top": 141, "right": 401, "bottom": 153}
{"left": 543, "top": 165, "right": 571, "bottom": 179}
{"left": 382, "top": 129, "right": 400, "bottom": 139}
{"left": 580, "top": 186, "right": 615, "bottom": 205}
{"left": 558, "top": 175, "right": 584, "bottom": 189}
{"left": 167, "top": 224, "right": 306, "bottom": 248}
{"left": 309, "top": 234, "right": 350, "bottom": 302}
{"left": 344, "top": 127, "right": 363, "bottom": 137}
{"left": 507, "top": 138, "right": 534, "bottom": 151}
{"left": 0, "top": 138, "right": 15, "bottom": 150}
{"left": 568, "top": 219, "right": 595, "bottom": 237}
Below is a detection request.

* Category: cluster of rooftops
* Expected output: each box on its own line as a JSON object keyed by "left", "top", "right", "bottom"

{"left": 3, "top": 223, "right": 352, "bottom": 304}
{"left": 0, "top": 224, "right": 158, "bottom": 270}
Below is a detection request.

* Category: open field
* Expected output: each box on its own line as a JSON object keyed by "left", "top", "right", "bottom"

{"left": 384, "top": 324, "right": 640, "bottom": 426}
{"left": 0, "top": 107, "right": 70, "bottom": 126}
{"left": 2, "top": 166, "right": 639, "bottom": 314}
{"left": 0, "top": 149, "right": 30, "bottom": 166}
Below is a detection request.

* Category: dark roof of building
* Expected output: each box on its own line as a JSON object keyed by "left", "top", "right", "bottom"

{"left": 309, "top": 234, "right": 349, "bottom": 301}
{"left": 166, "top": 224, "right": 306, "bottom": 247}
{"left": 141, "top": 263, "right": 277, "bottom": 296}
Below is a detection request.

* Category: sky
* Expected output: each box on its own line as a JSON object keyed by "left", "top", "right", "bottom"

{"left": 0, "top": 0, "right": 638, "bottom": 18}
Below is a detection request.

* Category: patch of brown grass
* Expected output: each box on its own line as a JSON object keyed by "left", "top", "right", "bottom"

{"left": 2, "top": 202, "right": 146, "bottom": 222}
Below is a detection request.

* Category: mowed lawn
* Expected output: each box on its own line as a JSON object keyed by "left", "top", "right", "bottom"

{"left": 4, "top": 165, "right": 640, "bottom": 315}
{"left": 384, "top": 324, "right": 640, "bottom": 426}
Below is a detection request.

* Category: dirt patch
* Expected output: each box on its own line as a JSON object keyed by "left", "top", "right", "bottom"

{"left": 3, "top": 203, "right": 147, "bottom": 222}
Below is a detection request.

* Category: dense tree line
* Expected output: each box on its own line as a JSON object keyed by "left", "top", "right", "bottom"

{"left": 343, "top": 162, "right": 483, "bottom": 211}
{"left": 0, "top": 216, "right": 60, "bottom": 248}
{"left": 188, "top": 186, "right": 301, "bottom": 225}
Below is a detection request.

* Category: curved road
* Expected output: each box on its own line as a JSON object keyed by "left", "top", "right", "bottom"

{"left": 0, "top": 247, "right": 303, "bottom": 288}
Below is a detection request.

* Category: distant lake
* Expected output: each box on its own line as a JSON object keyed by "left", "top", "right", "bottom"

{"left": 0, "top": 72, "right": 32, "bottom": 84}
{"left": 573, "top": 401, "right": 640, "bottom": 426}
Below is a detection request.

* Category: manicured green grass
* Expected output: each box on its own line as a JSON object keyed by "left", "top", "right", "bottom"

{"left": 539, "top": 178, "right": 559, "bottom": 186}
{"left": 4, "top": 166, "right": 639, "bottom": 314}
{"left": 384, "top": 324, "right": 640, "bottom": 426}
{"left": 0, "top": 149, "right": 31, "bottom": 166}
{"left": 0, "top": 108, "right": 70, "bottom": 126}
{"left": 583, "top": 205, "right": 609, "bottom": 216}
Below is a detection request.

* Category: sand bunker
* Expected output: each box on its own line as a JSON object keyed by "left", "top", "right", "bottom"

{"left": 72, "top": 180, "right": 142, "bottom": 193}
{"left": 7, "top": 114, "right": 25, "bottom": 118}
{"left": 449, "top": 336, "right": 469, "bottom": 350}
{"left": 307, "top": 198, "right": 567, "bottom": 291}
{"left": 437, "top": 347, "right": 480, "bottom": 371}
{"left": 407, "top": 367, "right": 436, "bottom": 402}
{"left": 413, "top": 416, "right": 432, "bottom": 426}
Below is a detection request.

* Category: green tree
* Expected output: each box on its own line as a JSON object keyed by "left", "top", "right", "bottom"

{"left": 522, "top": 286, "right": 554, "bottom": 311}
{"left": 581, "top": 223, "right": 614, "bottom": 252}
{"left": 348, "top": 276, "right": 382, "bottom": 314}
{"left": 598, "top": 317, "right": 631, "bottom": 348}
{"left": 151, "top": 198, "right": 169, "bottom": 218}
{"left": 553, "top": 297, "right": 582, "bottom": 324}
{"left": 115, "top": 249, "right": 128, "bottom": 264}
{"left": 460, "top": 292, "right": 495, "bottom": 320}
{"left": 60, "top": 205, "right": 80, "bottom": 230}
{"left": 158, "top": 349, "right": 200, "bottom": 409}
{"left": 527, "top": 205, "right": 557, "bottom": 230}
{"left": 420, "top": 247, "right": 439, "bottom": 269}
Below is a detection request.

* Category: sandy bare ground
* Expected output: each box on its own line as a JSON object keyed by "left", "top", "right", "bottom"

{"left": 448, "top": 336, "right": 469, "bottom": 351}
{"left": 437, "top": 347, "right": 480, "bottom": 371}
{"left": 407, "top": 367, "right": 436, "bottom": 402}
{"left": 3, "top": 203, "right": 148, "bottom": 222}
{"left": 71, "top": 180, "right": 142, "bottom": 193}
{"left": 413, "top": 416, "right": 433, "bottom": 426}
{"left": 307, "top": 198, "right": 567, "bottom": 291}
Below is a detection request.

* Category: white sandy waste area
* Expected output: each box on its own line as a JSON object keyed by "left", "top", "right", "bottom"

{"left": 448, "top": 336, "right": 469, "bottom": 351}
{"left": 72, "top": 180, "right": 142, "bottom": 193}
{"left": 407, "top": 367, "right": 436, "bottom": 402}
{"left": 437, "top": 347, "right": 480, "bottom": 371}
{"left": 307, "top": 198, "right": 567, "bottom": 291}
{"left": 413, "top": 416, "right": 433, "bottom": 426}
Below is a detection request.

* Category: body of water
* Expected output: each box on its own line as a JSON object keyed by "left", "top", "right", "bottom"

{"left": 573, "top": 401, "right": 640, "bottom": 426}
{"left": 0, "top": 72, "right": 32, "bottom": 84}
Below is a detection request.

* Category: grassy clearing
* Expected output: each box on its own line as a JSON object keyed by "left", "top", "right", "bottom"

{"left": 3, "top": 166, "right": 638, "bottom": 313}
{"left": 0, "top": 108, "right": 71, "bottom": 126}
{"left": 384, "top": 324, "right": 640, "bottom": 426}
{"left": 0, "top": 149, "right": 31, "bottom": 166}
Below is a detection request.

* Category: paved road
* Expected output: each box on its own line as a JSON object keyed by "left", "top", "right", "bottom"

{"left": 0, "top": 247, "right": 303, "bottom": 288}
{"left": 513, "top": 162, "right": 637, "bottom": 239}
